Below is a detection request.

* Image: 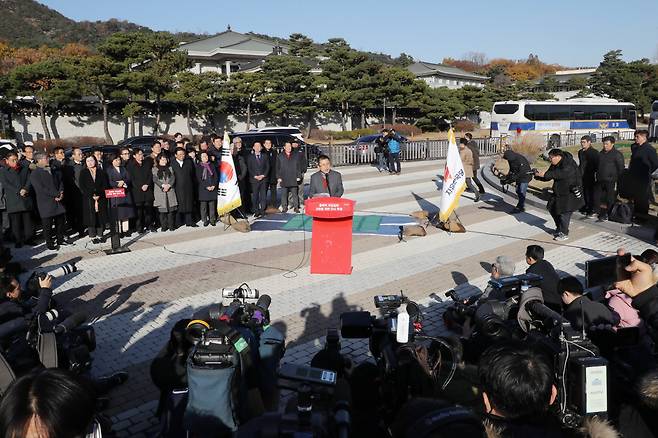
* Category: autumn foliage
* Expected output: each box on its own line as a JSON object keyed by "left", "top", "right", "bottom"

{"left": 443, "top": 53, "right": 564, "bottom": 81}
{"left": 0, "top": 41, "right": 92, "bottom": 74}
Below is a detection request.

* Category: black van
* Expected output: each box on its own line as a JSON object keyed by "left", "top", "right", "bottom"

{"left": 228, "top": 132, "right": 322, "bottom": 168}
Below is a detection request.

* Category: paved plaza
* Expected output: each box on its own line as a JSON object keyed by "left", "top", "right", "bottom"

{"left": 13, "top": 159, "right": 656, "bottom": 437}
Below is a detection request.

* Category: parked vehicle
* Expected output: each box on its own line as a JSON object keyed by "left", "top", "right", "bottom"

{"left": 344, "top": 133, "right": 408, "bottom": 164}
{"left": 248, "top": 126, "right": 304, "bottom": 142}
{"left": 228, "top": 132, "right": 321, "bottom": 168}
{"left": 117, "top": 135, "right": 160, "bottom": 154}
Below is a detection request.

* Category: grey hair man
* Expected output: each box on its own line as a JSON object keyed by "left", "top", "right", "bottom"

{"left": 479, "top": 255, "right": 516, "bottom": 301}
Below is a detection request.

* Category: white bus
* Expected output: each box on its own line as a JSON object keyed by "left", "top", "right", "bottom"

{"left": 649, "top": 100, "right": 658, "bottom": 140}
{"left": 491, "top": 99, "right": 637, "bottom": 147}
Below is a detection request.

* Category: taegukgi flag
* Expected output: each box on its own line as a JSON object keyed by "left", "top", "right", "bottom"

{"left": 217, "top": 131, "right": 242, "bottom": 215}
{"left": 439, "top": 128, "right": 466, "bottom": 222}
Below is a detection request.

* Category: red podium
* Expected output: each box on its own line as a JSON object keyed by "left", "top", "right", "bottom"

{"left": 305, "top": 197, "right": 356, "bottom": 275}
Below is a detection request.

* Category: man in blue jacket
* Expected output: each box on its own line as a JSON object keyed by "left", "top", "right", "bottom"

{"left": 386, "top": 129, "right": 402, "bottom": 175}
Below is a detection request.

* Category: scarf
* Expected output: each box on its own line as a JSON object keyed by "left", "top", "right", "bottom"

{"left": 200, "top": 162, "right": 214, "bottom": 180}
{"left": 157, "top": 165, "right": 171, "bottom": 180}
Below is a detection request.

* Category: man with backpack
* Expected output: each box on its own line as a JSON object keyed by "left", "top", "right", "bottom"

{"left": 595, "top": 136, "right": 625, "bottom": 222}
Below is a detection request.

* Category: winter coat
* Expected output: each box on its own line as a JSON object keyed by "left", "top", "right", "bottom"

{"left": 29, "top": 167, "right": 66, "bottom": 219}
{"left": 276, "top": 152, "right": 302, "bottom": 187}
{"left": 79, "top": 167, "right": 109, "bottom": 228}
{"left": 459, "top": 146, "right": 474, "bottom": 178}
{"left": 631, "top": 285, "right": 658, "bottom": 343}
{"left": 502, "top": 150, "right": 533, "bottom": 184}
{"left": 264, "top": 148, "right": 278, "bottom": 184}
{"left": 628, "top": 142, "right": 658, "bottom": 185}
{"left": 526, "top": 260, "right": 561, "bottom": 311}
{"left": 538, "top": 152, "right": 584, "bottom": 215}
{"left": 467, "top": 140, "right": 481, "bottom": 170}
{"left": 0, "top": 165, "right": 32, "bottom": 214}
{"left": 387, "top": 135, "right": 402, "bottom": 154}
{"left": 153, "top": 166, "right": 178, "bottom": 212}
{"left": 596, "top": 147, "right": 625, "bottom": 183}
{"left": 578, "top": 147, "right": 600, "bottom": 185}
{"left": 126, "top": 160, "right": 155, "bottom": 204}
{"left": 605, "top": 289, "right": 642, "bottom": 329}
{"left": 564, "top": 295, "right": 616, "bottom": 332}
{"left": 483, "top": 415, "right": 618, "bottom": 438}
{"left": 171, "top": 158, "right": 196, "bottom": 213}
{"left": 293, "top": 147, "right": 308, "bottom": 175}
{"left": 106, "top": 165, "right": 135, "bottom": 221}
{"left": 195, "top": 163, "right": 218, "bottom": 202}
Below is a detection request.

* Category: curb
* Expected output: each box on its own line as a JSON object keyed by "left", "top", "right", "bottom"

{"left": 479, "top": 163, "right": 656, "bottom": 243}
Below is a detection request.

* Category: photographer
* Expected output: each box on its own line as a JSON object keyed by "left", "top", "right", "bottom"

{"left": 478, "top": 341, "right": 564, "bottom": 436}
{"left": 501, "top": 149, "right": 532, "bottom": 213}
{"left": 374, "top": 129, "right": 389, "bottom": 172}
{"left": 479, "top": 256, "right": 516, "bottom": 301}
{"left": 0, "top": 274, "right": 53, "bottom": 342}
{"left": 559, "top": 276, "right": 616, "bottom": 332}
{"left": 525, "top": 245, "right": 562, "bottom": 311}
{"left": 534, "top": 149, "right": 584, "bottom": 241}
{"left": 615, "top": 257, "right": 658, "bottom": 342}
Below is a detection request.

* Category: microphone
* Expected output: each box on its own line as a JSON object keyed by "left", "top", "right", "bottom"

{"left": 54, "top": 312, "right": 88, "bottom": 334}
{"left": 252, "top": 295, "right": 272, "bottom": 325}
{"left": 517, "top": 287, "right": 565, "bottom": 333}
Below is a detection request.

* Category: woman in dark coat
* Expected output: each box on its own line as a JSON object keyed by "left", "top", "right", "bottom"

{"left": 535, "top": 149, "right": 584, "bottom": 241}
{"left": 79, "top": 156, "right": 109, "bottom": 242}
{"left": 152, "top": 154, "right": 178, "bottom": 232}
{"left": 107, "top": 153, "right": 135, "bottom": 237}
{"left": 0, "top": 152, "right": 33, "bottom": 247}
{"left": 196, "top": 151, "right": 217, "bottom": 226}
{"left": 263, "top": 139, "right": 278, "bottom": 208}
{"left": 171, "top": 148, "right": 197, "bottom": 227}
{"left": 126, "top": 149, "right": 155, "bottom": 233}
{"left": 276, "top": 142, "right": 302, "bottom": 212}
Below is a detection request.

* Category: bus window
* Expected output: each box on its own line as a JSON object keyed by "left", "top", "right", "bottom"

{"left": 493, "top": 104, "right": 519, "bottom": 114}
{"left": 652, "top": 102, "right": 658, "bottom": 112}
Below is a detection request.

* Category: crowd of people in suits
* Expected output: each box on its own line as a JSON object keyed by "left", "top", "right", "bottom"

{"left": 0, "top": 132, "right": 343, "bottom": 251}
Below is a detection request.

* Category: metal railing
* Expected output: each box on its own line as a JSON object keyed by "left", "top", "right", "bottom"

{"left": 319, "top": 130, "right": 636, "bottom": 167}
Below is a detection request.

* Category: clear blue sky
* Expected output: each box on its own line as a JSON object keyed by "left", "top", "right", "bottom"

{"left": 39, "top": 0, "right": 658, "bottom": 67}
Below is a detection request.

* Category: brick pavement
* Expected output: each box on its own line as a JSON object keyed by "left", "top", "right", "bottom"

{"left": 9, "top": 158, "right": 656, "bottom": 437}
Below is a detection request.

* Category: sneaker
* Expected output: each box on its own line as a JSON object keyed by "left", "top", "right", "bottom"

{"left": 586, "top": 213, "right": 596, "bottom": 219}
{"left": 553, "top": 233, "right": 569, "bottom": 241}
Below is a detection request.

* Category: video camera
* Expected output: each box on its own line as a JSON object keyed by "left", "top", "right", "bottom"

{"left": 236, "top": 363, "right": 350, "bottom": 438}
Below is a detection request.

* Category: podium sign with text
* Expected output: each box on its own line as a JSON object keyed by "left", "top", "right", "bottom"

{"left": 305, "top": 197, "right": 355, "bottom": 275}
{"left": 104, "top": 188, "right": 126, "bottom": 199}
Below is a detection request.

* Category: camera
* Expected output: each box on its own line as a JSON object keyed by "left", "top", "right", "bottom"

{"left": 222, "top": 283, "right": 259, "bottom": 300}
{"left": 25, "top": 262, "right": 77, "bottom": 296}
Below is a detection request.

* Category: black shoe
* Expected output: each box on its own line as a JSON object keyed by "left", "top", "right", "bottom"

{"left": 161, "top": 226, "right": 169, "bottom": 232}
{"left": 46, "top": 244, "right": 59, "bottom": 251}
{"left": 187, "top": 223, "right": 199, "bottom": 228}
{"left": 210, "top": 221, "right": 217, "bottom": 226}
{"left": 91, "top": 238, "right": 101, "bottom": 244}
{"left": 150, "top": 226, "right": 158, "bottom": 232}
{"left": 99, "top": 236, "right": 107, "bottom": 243}
{"left": 203, "top": 221, "right": 210, "bottom": 227}
{"left": 14, "top": 242, "right": 23, "bottom": 249}
{"left": 597, "top": 215, "right": 608, "bottom": 222}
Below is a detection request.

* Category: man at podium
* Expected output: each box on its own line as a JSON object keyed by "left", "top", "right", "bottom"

{"left": 308, "top": 155, "right": 344, "bottom": 198}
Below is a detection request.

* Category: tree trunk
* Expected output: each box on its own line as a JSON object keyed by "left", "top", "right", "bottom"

{"left": 102, "top": 102, "right": 114, "bottom": 144}
{"left": 129, "top": 115, "right": 135, "bottom": 137}
{"left": 360, "top": 109, "right": 366, "bottom": 129}
{"left": 340, "top": 102, "right": 347, "bottom": 131}
{"left": 305, "top": 111, "right": 313, "bottom": 139}
{"left": 186, "top": 106, "right": 193, "bottom": 137}
{"left": 38, "top": 102, "right": 51, "bottom": 141}
{"left": 246, "top": 102, "right": 251, "bottom": 130}
{"left": 392, "top": 107, "right": 397, "bottom": 126}
{"left": 155, "top": 98, "right": 161, "bottom": 135}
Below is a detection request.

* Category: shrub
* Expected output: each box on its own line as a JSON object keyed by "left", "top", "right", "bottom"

{"left": 33, "top": 137, "right": 106, "bottom": 153}
{"left": 369, "top": 123, "right": 423, "bottom": 137}
{"left": 309, "top": 128, "right": 378, "bottom": 141}
{"left": 509, "top": 134, "right": 545, "bottom": 163}
{"left": 452, "top": 120, "right": 477, "bottom": 132}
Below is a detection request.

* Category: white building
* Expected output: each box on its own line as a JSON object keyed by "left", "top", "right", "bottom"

{"left": 407, "top": 61, "right": 488, "bottom": 89}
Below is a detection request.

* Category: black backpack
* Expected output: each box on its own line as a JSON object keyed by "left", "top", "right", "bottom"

{"left": 609, "top": 201, "right": 633, "bottom": 224}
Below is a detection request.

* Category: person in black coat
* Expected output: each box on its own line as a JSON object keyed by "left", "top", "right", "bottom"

{"left": 524, "top": 245, "right": 561, "bottom": 311}
{"left": 126, "top": 149, "right": 155, "bottom": 233}
{"left": 628, "top": 130, "right": 658, "bottom": 217}
{"left": 195, "top": 151, "right": 217, "bottom": 226}
{"left": 276, "top": 142, "right": 302, "bottom": 213}
{"left": 534, "top": 149, "right": 584, "bottom": 241}
{"left": 502, "top": 149, "right": 532, "bottom": 213}
{"left": 62, "top": 147, "right": 85, "bottom": 239}
{"left": 232, "top": 140, "right": 249, "bottom": 216}
{"left": 79, "top": 156, "right": 109, "bottom": 241}
{"left": 0, "top": 152, "right": 33, "bottom": 248}
{"left": 559, "top": 276, "right": 616, "bottom": 332}
{"left": 247, "top": 142, "right": 270, "bottom": 217}
{"left": 263, "top": 139, "right": 278, "bottom": 209}
{"left": 465, "top": 132, "right": 485, "bottom": 194}
{"left": 29, "top": 153, "right": 69, "bottom": 250}
{"left": 577, "top": 135, "right": 600, "bottom": 216}
{"left": 171, "top": 148, "right": 197, "bottom": 227}
{"left": 107, "top": 154, "right": 135, "bottom": 237}
{"left": 595, "top": 136, "right": 625, "bottom": 221}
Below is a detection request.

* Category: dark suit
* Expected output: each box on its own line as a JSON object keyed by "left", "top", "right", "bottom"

{"left": 308, "top": 170, "right": 344, "bottom": 198}
{"left": 247, "top": 153, "right": 270, "bottom": 215}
